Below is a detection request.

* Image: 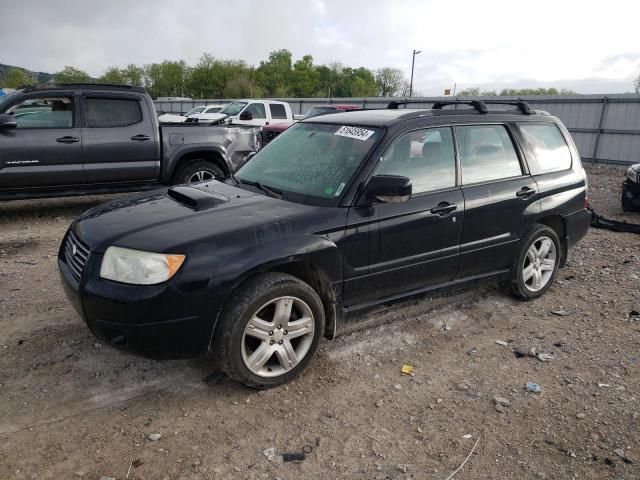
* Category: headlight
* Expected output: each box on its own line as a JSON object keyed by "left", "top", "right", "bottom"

{"left": 100, "top": 246, "right": 185, "bottom": 285}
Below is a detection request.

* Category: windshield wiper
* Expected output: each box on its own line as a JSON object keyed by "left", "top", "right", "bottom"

{"left": 236, "top": 178, "right": 283, "bottom": 199}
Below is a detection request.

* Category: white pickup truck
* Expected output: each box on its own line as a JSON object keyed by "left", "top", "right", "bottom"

{"left": 206, "top": 99, "right": 294, "bottom": 127}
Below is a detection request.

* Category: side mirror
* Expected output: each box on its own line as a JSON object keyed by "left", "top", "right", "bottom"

{"left": 0, "top": 114, "right": 17, "bottom": 129}
{"left": 239, "top": 110, "right": 254, "bottom": 121}
{"left": 367, "top": 175, "right": 412, "bottom": 203}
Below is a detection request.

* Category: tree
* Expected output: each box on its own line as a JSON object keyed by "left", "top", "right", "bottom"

{"left": 99, "top": 66, "right": 126, "bottom": 84}
{"left": 2, "top": 68, "right": 35, "bottom": 88}
{"left": 635, "top": 75, "right": 640, "bottom": 94}
{"left": 375, "top": 68, "right": 407, "bottom": 97}
{"left": 291, "top": 55, "right": 318, "bottom": 97}
{"left": 122, "top": 64, "right": 145, "bottom": 86}
{"left": 54, "top": 66, "right": 92, "bottom": 83}
{"left": 144, "top": 60, "right": 190, "bottom": 98}
{"left": 255, "top": 49, "right": 293, "bottom": 96}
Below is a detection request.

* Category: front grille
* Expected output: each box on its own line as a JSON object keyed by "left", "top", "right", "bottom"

{"left": 260, "top": 130, "right": 281, "bottom": 148}
{"left": 64, "top": 231, "right": 90, "bottom": 281}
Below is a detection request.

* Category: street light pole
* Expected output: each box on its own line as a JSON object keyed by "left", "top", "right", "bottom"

{"left": 409, "top": 49, "right": 421, "bottom": 97}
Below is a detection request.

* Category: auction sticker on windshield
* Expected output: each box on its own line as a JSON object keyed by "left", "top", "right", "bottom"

{"left": 335, "top": 126, "right": 375, "bottom": 141}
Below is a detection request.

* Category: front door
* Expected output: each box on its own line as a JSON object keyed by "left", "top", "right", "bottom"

{"left": 0, "top": 94, "right": 84, "bottom": 189}
{"left": 81, "top": 95, "right": 159, "bottom": 183}
{"left": 343, "top": 126, "right": 463, "bottom": 307}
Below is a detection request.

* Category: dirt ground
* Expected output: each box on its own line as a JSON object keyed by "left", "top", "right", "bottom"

{"left": 0, "top": 165, "right": 638, "bottom": 480}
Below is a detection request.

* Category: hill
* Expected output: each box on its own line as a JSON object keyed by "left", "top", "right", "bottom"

{"left": 0, "top": 63, "right": 54, "bottom": 85}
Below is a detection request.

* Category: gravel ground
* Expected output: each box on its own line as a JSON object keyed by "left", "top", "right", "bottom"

{"left": 0, "top": 165, "right": 638, "bottom": 479}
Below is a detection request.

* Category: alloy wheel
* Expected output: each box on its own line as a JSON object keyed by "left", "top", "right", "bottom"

{"left": 188, "top": 170, "right": 215, "bottom": 183}
{"left": 522, "top": 236, "right": 557, "bottom": 292}
{"left": 241, "top": 296, "right": 315, "bottom": 378}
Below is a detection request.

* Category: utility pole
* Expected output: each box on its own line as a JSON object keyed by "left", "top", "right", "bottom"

{"left": 409, "top": 49, "right": 422, "bottom": 97}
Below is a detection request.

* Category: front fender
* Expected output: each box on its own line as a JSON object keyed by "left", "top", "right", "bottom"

{"left": 162, "top": 144, "right": 231, "bottom": 182}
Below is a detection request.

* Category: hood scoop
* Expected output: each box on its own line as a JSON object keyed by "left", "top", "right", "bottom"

{"left": 167, "top": 186, "right": 229, "bottom": 210}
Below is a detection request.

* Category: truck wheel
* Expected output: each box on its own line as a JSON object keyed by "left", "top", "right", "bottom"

{"left": 173, "top": 160, "right": 224, "bottom": 185}
{"left": 621, "top": 183, "right": 638, "bottom": 212}
{"left": 213, "top": 273, "right": 324, "bottom": 389}
{"left": 501, "top": 224, "right": 561, "bottom": 300}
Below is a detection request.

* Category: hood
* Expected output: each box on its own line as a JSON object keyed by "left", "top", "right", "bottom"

{"left": 73, "top": 181, "right": 321, "bottom": 254}
{"left": 199, "top": 112, "right": 227, "bottom": 122}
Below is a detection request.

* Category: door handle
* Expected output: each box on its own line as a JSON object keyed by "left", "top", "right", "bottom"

{"left": 516, "top": 186, "right": 536, "bottom": 199}
{"left": 430, "top": 202, "right": 457, "bottom": 216}
{"left": 131, "top": 134, "right": 151, "bottom": 141}
{"left": 56, "top": 136, "right": 79, "bottom": 144}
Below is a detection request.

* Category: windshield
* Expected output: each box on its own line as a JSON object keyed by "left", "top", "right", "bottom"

{"left": 185, "top": 106, "right": 205, "bottom": 116}
{"left": 219, "top": 101, "right": 248, "bottom": 116}
{"left": 235, "top": 122, "right": 381, "bottom": 205}
{"left": 303, "top": 106, "right": 337, "bottom": 119}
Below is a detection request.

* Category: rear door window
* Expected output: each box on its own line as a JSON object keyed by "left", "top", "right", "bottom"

{"left": 518, "top": 123, "right": 572, "bottom": 173}
{"left": 269, "top": 104, "right": 288, "bottom": 119}
{"left": 456, "top": 125, "right": 522, "bottom": 184}
{"left": 85, "top": 98, "right": 142, "bottom": 127}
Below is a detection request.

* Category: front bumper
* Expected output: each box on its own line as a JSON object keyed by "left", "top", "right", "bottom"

{"left": 58, "top": 241, "right": 217, "bottom": 360}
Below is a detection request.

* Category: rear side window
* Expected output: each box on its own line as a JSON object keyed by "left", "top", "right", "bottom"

{"left": 269, "top": 104, "right": 288, "bottom": 119}
{"left": 85, "top": 98, "right": 142, "bottom": 127}
{"left": 519, "top": 123, "right": 572, "bottom": 173}
{"left": 456, "top": 125, "right": 522, "bottom": 184}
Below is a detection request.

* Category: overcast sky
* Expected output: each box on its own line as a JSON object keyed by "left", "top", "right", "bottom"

{"left": 1, "top": 0, "right": 639, "bottom": 94}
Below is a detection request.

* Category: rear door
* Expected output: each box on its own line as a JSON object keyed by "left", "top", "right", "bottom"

{"left": 81, "top": 95, "right": 159, "bottom": 183}
{"left": 456, "top": 123, "right": 538, "bottom": 277}
{"left": 0, "top": 93, "right": 84, "bottom": 188}
{"left": 343, "top": 126, "right": 463, "bottom": 306}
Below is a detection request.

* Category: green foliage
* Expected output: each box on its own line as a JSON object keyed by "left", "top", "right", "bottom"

{"left": 54, "top": 66, "right": 92, "bottom": 84}
{"left": 457, "top": 87, "right": 576, "bottom": 97}
{"left": 2, "top": 68, "right": 35, "bottom": 88}
{"left": 375, "top": 68, "right": 408, "bottom": 97}
{"left": 634, "top": 75, "right": 639, "bottom": 94}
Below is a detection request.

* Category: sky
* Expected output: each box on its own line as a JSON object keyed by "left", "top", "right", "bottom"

{"left": 1, "top": 0, "right": 639, "bottom": 95}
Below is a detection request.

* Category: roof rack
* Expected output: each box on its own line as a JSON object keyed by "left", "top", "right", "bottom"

{"left": 387, "top": 99, "right": 533, "bottom": 115}
{"left": 22, "top": 83, "right": 146, "bottom": 93}
{"left": 432, "top": 100, "right": 489, "bottom": 114}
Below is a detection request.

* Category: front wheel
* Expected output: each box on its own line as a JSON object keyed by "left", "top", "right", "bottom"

{"left": 173, "top": 160, "right": 224, "bottom": 185}
{"left": 501, "top": 225, "right": 561, "bottom": 300}
{"left": 213, "top": 273, "right": 325, "bottom": 389}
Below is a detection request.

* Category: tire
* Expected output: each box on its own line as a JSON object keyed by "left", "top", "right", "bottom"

{"left": 501, "top": 224, "right": 561, "bottom": 300}
{"left": 173, "top": 159, "right": 224, "bottom": 185}
{"left": 213, "top": 273, "right": 325, "bottom": 389}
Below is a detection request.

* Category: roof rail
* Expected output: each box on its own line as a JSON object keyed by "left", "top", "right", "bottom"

{"left": 481, "top": 100, "right": 532, "bottom": 114}
{"left": 387, "top": 98, "right": 534, "bottom": 115}
{"left": 431, "top": 100, "right": 489, "bottom": 114}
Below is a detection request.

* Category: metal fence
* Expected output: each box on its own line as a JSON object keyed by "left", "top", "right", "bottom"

{"left": 154, "top": 94, "right": 640, "bottom": 166}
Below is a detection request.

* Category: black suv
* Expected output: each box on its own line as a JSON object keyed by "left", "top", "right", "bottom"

{"left": 59, "top": 100, "right": 591, "bottom": 388}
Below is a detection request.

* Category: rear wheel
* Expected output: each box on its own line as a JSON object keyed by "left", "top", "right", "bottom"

{"left": 213, "top": 273, "right": 324, "bottom": 389}
{"left": 173, "top": 159, "right": 224, "bottom": 185}
{"left": 501, "top": 224, "right": 561, "bottom": 300}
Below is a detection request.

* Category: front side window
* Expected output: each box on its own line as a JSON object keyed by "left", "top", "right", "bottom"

{"left": 219, "top": 101, "right": 247, "bottom": 116}
{"left": 456, "top": 125, "right": 522, "bottom": 184}
{"left": 85, "top": 98, "right": 142, "bottom": 127}
{"left": 519, "top": 122, "right": 572, "bottom": 173}
{"left": 269, "top": 104, "right": 287, "bottom": 119}
{"left": 236, "top": 122, "right": 381, "bottom": 204}
{"left": 7, "top": 96, "right": 73, "bottom": 129}
{"left": 245, "top": 103, "right": 266, "bottom": 119}
{"left": 374, "top": 127, "right": 456, "bottom": 194}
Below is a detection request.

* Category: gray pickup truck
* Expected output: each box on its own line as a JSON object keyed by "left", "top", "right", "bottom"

{"left": 0, "top": 84, "right": 259, "bottom": 200}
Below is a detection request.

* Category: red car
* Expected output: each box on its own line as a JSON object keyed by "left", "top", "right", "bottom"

{"left": 260, "top": 104, "right": 360, "bottom": 147}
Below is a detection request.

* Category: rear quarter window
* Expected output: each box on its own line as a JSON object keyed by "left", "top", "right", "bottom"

{"left": 518, "top": 122, "right": 572, "bottom": 174}
{"left": 85, "top": 98, "right": 143, "bottom": 127}
{"left": 269, "top": 104, "right": 288, "bottom": 119}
